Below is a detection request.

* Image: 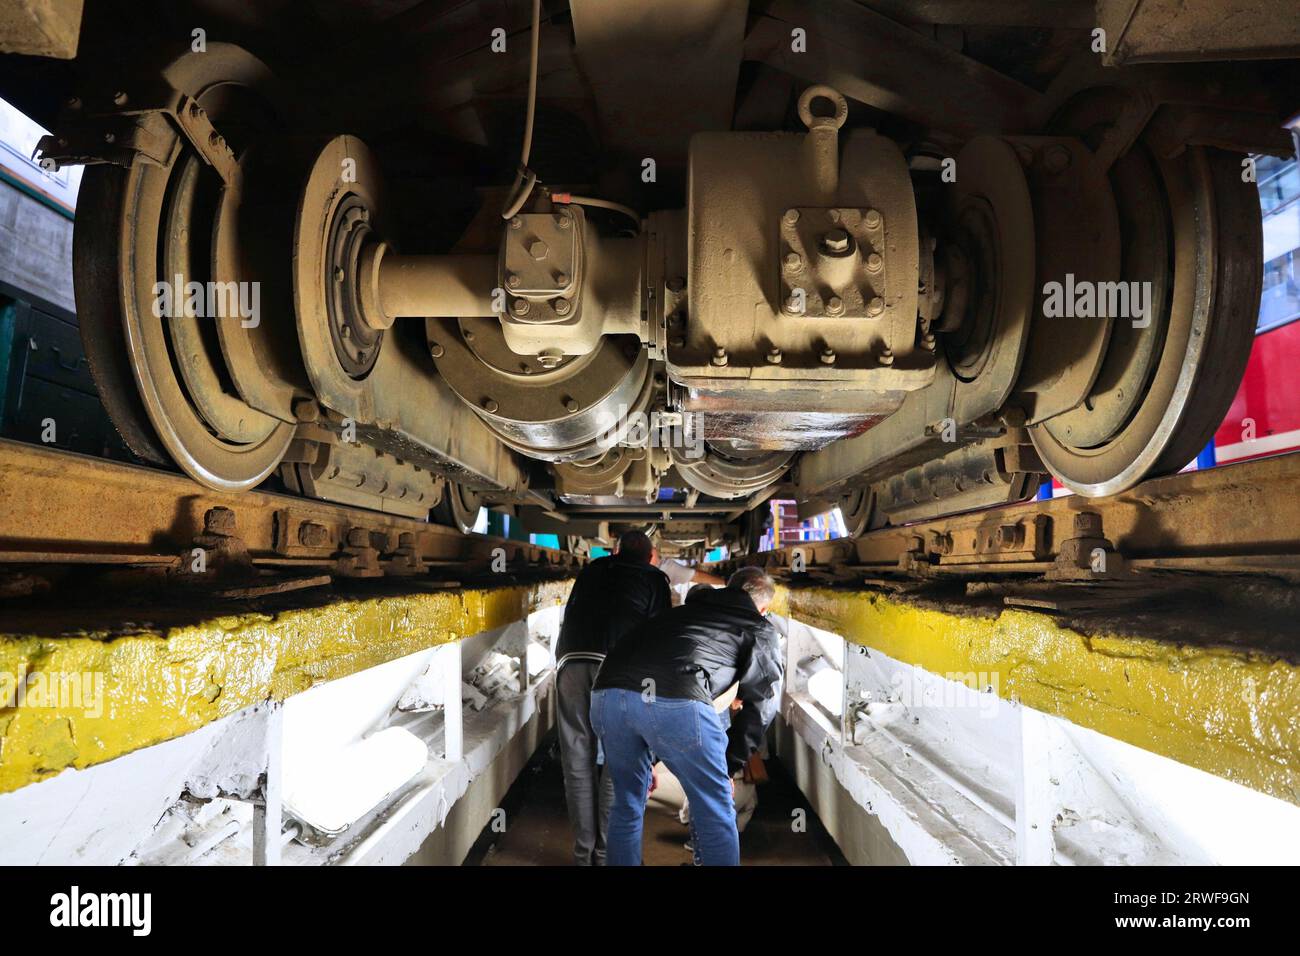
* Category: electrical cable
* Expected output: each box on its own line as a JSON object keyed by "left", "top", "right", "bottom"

{"left": 500, "top": 0, "right": 541, "bottom": 219}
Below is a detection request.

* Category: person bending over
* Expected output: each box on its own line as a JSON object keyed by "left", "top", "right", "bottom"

{"left": 591, "top": 567, "right": 781, "bottom": 866}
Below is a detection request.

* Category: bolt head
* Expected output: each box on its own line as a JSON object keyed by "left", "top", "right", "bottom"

{"left": 556, "top": 213, "right": 571, "bottom": 229}
{"left": 482, "top": 398, "right": 499, "bottom": 414}
{"left": 429, "top": 343, "right": 445, "bottom": 359}
{"left": 564, "top": 397, "right": 579, "bottom": 413}
{"left": 510, "top": 298, "right": 531, "bottom": 317}
{"left": 783, "top": 208, "right": 800, "bottom": 225}
{"left": 711, "top": 347, "right": 728, "bottom": 367}
{"left": 553, "top": 297, "right": 572, "bottom": 316}
{"left": 826, "top": 296, "right": 844, "bottom": 315}
{"left": 767, "top": 348, "right": 783, "bottom": 364}
{"left": 867, "top": 296, "right": 885, "bottom": 316}
{"left": 506, "top": 273, "right": 521, "bottom": 288}
{"left": 529, "top": 240, "right": 549, "bottom": 260}
{"left": 879, "top": 346, "right": 894, "bottom": 366}
{"left": 509, "top": 216, "right": 523, "bottom": 229}
{"left": 537, "top": 350, "right": 563, "bottom": 369}
{"left": 113, "top": 91, "right": 129, "bottom": 106}
{"left": 864, "top": 209, "right": 882, "bottom": 229}
{"left": 783, "top": 251, "right": 803, "bottom": 271}
{"left": 866, "top": 252, "right": 883, "bottom": 272}
{"left": 820, "top": 348, "right": 836, "bottom": 365}
{"left": 555, "top": 271, "right": 570, "bottom": 286}
{"left": 822, "top": 229, "right": 851, "bottom": 254}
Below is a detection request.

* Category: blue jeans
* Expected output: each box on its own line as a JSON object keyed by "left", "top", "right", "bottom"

{"left": 590, "top": 687, "right": 739, "bottom": 866}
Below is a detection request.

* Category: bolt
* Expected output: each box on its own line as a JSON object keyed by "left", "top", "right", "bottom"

{"left": 1044, "top": 144, "right": 1072, "bottom": 173}
{"left": 113, "top": 91, "right": 129, "bottom": 106}
{"left": 563, "top": 396, "right": 579, "bottom": 414}
{"left": 822, "top": 229, "right": 851, "bottom": 254}
{"left": 298, "top": 522, "right": 330, "bottom": 548}
{"left": 864, "top": 209, "right": 882, "bottom": 229}
{"left": 1073, "top": 512, "right": 1103, "bottom": 538}
{"left": 205, "top": 507, "right": 236, "bottom": 536}
{"left": 555, "top": 271, "right": 570, "bottom": 286}
{"left": 509, "top": 216, "right": 523, "bottom": 229}
{"left": 921, "top": 332, "right": 936, "bottom": 350}
{"left": 346, "top": 528, "right": 371, "bottom": 549}
{"left": 767, "top": 347, "right": 783, "bottom": 364}
{"left": 506, "top": 273, "right": 521, "bottom": 289}
{"left": 188, "top": 101, "right": 202, "bottom": 118}
{"left": 341, "top": 326, "right": 351, "bottom": 339}
{"left": 783, "top": 208, "right": 800, "bottom": 225}
{"left": 464, "top": 330, "right": 475, "bottom": 341}
{"left": 292, "top": 397, "right": 319, "bottom": 423}
{"left": 553, "top": 297, "right": 572, "bottom": 316}
{"left": 208, "top": 131, "right": 224, "bottom": 151}
{"left": 879, "top": 346, "right": 894, "bottom": 366}
{"left": 333, "top": 266, "right": 345, "bottom": 282}
{"left": 828, "top": 209, "right": 842, "bottom": 224}
{"left": 429, "top": 343, "right": 445, "bottom": 359}
{"left": 867, "top": 296, "right": 885, "bottom": 316}
{"left": 537, "top": 350, "right": 563, "bottom": 369}
{"left": 66, "top": 96, "right": 81, "bottom": 110}
{"left": 866, "top": 252, "right": 883, "bottom": 272}
{"left": 529, "top": 240, "right": 549, "bottom": 260}
{"left": 556, "top": 213, "right": 571, "bottom": 229}
{"left": 820, "top": 348, "right": 836, "bottom": 365}
{"left": 510, "top": 298, "right": 531, "bottom": 317}
{"left": 826, "top": 296, "right": 844, "bottom": 315}
{"left": 103, "top": 132, "right": 116, "bottom": 144}
{"left": 784, "top": 293, "right": 803, "bottom": 314}
{"left": 712, "top": 347, "right": 728, "bottom": 367}
{"left": 482, "top": 397, "right": 499, "bottom": 414}
{"left": 783, "top": 252, "right": 803, "bottom": 272}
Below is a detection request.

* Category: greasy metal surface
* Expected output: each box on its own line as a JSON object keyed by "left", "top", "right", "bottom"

{"left": 745, "top": 0, "right": 1044, "bottom": 137}
{"left": 570, "top": 0, "right": 746, "bottom": 165}
{"left": 751, "top": 452, "right": 1300, "bottom": 579}
{"left": 0, "top": 0, "right": 82, "bottom": 58}
{"left": 0, "top": 579, "right": 571, "bottom": 794}
{"left": 0, "top": 439, "right": 573, "bottom": 573}
{"left": 1098, "top": 0, "right": 1300, "bottom": 65}
{"left": 777, "top": 584, "right": 1300, "bottom": 805}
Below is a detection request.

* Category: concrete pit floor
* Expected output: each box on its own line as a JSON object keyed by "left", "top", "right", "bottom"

{"left": 465, "top": 736, "right": 847, "bottom": 866}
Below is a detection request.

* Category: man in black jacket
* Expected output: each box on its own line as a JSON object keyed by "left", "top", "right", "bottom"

{"left": 554, "top": 530, "right": 671, "bottom": 865}
{"left": 590, "top": 566, "right": 782, "bottom": 866}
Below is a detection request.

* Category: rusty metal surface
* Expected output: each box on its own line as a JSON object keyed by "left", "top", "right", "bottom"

{"left": 1098, "top": 0, "right": 1300, "bottom": 65}
{"left": 0, "top": 439, "right": 580, "bottom": 577}
{"left": 746, "top": 0, "right": 1045, "bottom": 137}
{"left": 730, "top": 452, "right": 1300, "bottom": 581}
{"left": 0, "top": 0, "right": 82, "bottom": 58}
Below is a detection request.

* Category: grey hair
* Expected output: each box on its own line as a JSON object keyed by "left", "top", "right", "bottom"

{"left": 728, "top": 566, "right": 775, "bottom": 609}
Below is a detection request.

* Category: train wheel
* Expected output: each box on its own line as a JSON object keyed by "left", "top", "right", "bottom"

{"left": 1029, "top": 91, "right": 1263, "bottom": 496}
{"left": 432, "top": 483, "right": 484, "bottom": 534}
{"left": 74, "top": 45, "right": 296, "bottom": 491}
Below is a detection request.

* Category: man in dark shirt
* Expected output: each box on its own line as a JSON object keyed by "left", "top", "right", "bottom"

{"left": 554, "top": 530, "right": 671, "bottom": 865}
{"left": 591, "top": 567, "right": 781, "bottom": 866}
